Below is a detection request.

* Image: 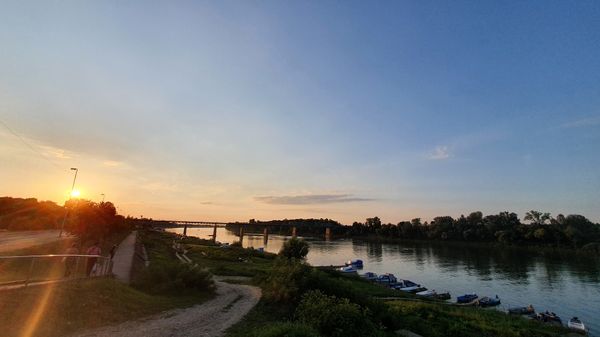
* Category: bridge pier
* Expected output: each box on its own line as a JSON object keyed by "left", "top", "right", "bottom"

{"left": 263, "top": 227, "right": 269, "bottom": 244}
{"left": 292, "top": 226, "right": 297, "bottom": 238}
{"left": 211, "top": 223, "right": 218, "bottom": 243}
{"left": 239, "top": 226, "right": 244, "bottom": 244}
{"left": 183, "top": 224, "right": 188, "bottom": 236}
{"left": 325, "top": 227, "right": 331, "bottom": 240}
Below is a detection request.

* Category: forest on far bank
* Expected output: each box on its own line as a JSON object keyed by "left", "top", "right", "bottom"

{"left": 3, "top": 196, "right": 599, "bottom": 251}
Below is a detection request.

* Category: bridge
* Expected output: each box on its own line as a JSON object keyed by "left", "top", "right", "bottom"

{"left": 143, "top": 219, "right": 332, "bottom": 243}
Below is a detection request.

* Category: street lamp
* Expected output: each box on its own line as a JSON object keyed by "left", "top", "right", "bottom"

{"left": 59, "top": 168, "right": 78, "bottom": 237}
{"left": 100, "top": 193, "right": 105, "bottom": 203}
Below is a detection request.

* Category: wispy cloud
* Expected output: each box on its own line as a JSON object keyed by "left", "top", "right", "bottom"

{"left": 561, "top": 116, "right": 600, "bottom": 129}
{"left": 254, "top": 194, "right": 374, "bottom": 205}
{"left": 40, "top": 145, "right": 72, "bottom": 159}
{"left": 428, "top": 146, "right": 451, "bottom": 160}
{"left": 103, "top": 160, "right": 123, "bottom": 167}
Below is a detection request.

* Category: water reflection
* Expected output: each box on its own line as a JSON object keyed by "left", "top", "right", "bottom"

{"left": 168, "top": 227, "right": 600, "bottom": 336}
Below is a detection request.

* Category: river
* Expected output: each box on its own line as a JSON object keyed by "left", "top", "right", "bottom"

{"left": 168, "top": 227, "right": 600, "bottom": 335}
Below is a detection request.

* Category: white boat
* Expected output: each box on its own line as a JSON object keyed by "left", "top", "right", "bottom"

{"left": 393, "top": 280, "right": 425, "bottom": 293}
{"left": 338, "top": 266, "right": 358, "bottom": 274}
{"left": 567, "top": 317, "right": 586, "bottom": 333}
{"left": 416, "top": 289, "right": 436, "bottom": 297}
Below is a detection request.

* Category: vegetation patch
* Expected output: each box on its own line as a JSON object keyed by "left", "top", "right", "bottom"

{"left": 0, "top": 278, "right": 212, "bottom": 337}
{"left": 387, "top": 301, "right": 568, "bottom": 337}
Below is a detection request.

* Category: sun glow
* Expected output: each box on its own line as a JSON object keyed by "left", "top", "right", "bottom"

{"left": 70, "top": 189, "right": 81, "bottom": 198}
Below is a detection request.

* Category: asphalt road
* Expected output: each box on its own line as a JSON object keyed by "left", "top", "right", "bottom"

{"left": 0, "top": 230, "right": 69, "bottom": 254}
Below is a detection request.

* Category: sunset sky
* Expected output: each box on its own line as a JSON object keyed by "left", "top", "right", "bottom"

{"left": 1, "top": 1, "right": 599, "bottom": 224}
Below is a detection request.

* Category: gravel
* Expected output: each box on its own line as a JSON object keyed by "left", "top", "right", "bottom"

{"left": 70, "top": 281, "right": 261, "bottom": 337}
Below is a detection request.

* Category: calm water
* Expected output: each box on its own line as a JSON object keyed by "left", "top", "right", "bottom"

{"left": 169, "top": 227, "right": 600, "bottom": 335}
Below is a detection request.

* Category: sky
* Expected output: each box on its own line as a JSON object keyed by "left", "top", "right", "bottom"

{"left": 1, "top": 1, "right": 599, "bottom": 224}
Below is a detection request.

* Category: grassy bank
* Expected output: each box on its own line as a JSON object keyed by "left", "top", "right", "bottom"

{"left": 0, "top": 278, "right": 212, "bottom": 337}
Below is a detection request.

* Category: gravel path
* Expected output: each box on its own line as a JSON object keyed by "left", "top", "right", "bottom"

{"left": 71, "top": 281, "right": 261, "bottom": 337}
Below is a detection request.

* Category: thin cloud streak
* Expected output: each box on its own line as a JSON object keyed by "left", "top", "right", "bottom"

{"left": 254, "top": 194, "right": 375, "bottom": 205}
{"left": 561, "top": 116, "right": 600, "bottom": 129}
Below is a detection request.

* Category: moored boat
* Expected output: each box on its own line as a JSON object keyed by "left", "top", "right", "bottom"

{"left": 416, "top": 289, "right": 450, "bottom": 300}
{"left": 567, "top": 317, "right": 587, "bottom": 334}
{"left": 534, "top": 311, "right": 562, "bottom": 326}
{"left": 393, "top": 280, "right": 426, "bottom": 293}
{"left": 376, "top": 273, "right": 397, "bottom": 285}
{"left": 457, "top": 294, "right": 478, "bottom": 304}
{"left": 508, "top": 305, "right": 535, "bottom": 315}
{"left": 345, "top": 259, "right": 363, "bottom": 268}
{"left": 478, "top": 295, "right": 501, "bottom": 307}
{"left": 360, "top": 272, "right": 378, "bottom": 281}
{"left": 338, "top": 266, "right": 358, "bottom": 274}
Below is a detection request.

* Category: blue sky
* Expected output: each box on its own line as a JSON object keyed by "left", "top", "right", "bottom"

{"left": 1, "top": 1, "right": 599, "bottom": 223}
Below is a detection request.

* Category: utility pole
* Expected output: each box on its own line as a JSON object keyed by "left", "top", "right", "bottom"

{"left": 59, "top": 168, "right": 78, "bottom": 237}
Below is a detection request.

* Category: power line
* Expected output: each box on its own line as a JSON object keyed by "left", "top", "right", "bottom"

{"left": 0, "top": 118, "right": 65, "bottom": 171}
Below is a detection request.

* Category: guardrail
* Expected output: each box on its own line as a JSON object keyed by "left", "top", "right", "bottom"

{"left": 0, "top": 254, "right": 112, "bottom": 287}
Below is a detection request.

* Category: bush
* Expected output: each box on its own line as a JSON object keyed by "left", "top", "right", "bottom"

{"left": 261, "top": 259, "right": 312, "bottom": 303}
{"left": 133, "top": 261, "right": 214, "bottom": 294}
{"left": 252, "top": 322, "right": 320, "bottom": 337}
{"left": 279, "top": 238, "right": 310, "bottom": 259}
{"left": 295, "top": 290, "right": 383, "bottom": 337}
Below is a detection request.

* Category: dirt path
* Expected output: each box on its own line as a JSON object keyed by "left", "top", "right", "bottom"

{"left": 70, "top": 281, "right": 261, "bottom": 337}
{"left": 0, "top": 230, "right": 69, "bottom": 253}
{"left": 111, "top": 231, "right": 137, "bottom": 284}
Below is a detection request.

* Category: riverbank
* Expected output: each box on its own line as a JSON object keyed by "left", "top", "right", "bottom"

{"left": 147, "top": 230, "right": 568, "bottom": 337}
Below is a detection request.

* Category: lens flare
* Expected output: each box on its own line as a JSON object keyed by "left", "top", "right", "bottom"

{"left": 70, "top": 190, "right": 80, "bottom": 198}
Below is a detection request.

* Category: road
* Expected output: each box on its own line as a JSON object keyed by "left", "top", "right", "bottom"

{"left": 71, "top": 281, "right": 261, "bottom": 337}
{"left": 0, "top": 230, "right": 69, "bottom": 254}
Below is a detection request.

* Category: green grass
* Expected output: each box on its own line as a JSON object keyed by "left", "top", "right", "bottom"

{"left": 0, "top": 278, "right": 212, "bottom": 337}
{"left": 226, "top": 300, "right": 296, "bottom": 337}
{"left": 140, "top": 230, "right": 277, "bottom": 278}
{"left": 387, "top": 301, "right": 568, "bottom": 337}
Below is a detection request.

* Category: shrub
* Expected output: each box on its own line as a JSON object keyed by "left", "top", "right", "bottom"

{"left": 279, "top": 238, "right": 310, "bottom": 259}
{"left": 261, "top": 258, "right": 312, "bottom": 303}
{"left": 252, "top": 322, "right": 320, "bottom": 337}
{"left": 133, "top": 261, "right": 214, "bottom": 294}
{"left": 295, "top": 290, "right": 382, "bottom": 337}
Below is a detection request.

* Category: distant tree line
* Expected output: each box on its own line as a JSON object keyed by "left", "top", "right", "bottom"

{"left": 226, "top": 218, "right": 344, "bottom": 236}
{"left": 349, "top": 211, "right": 600, "bottom": 250}
{"left": 0, "top": 197, "right": 131, "bottom": 242}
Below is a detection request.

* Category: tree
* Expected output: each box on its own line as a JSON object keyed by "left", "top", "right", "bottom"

{"left": 279, "top": 237, "right": 310, "bottom": 259}
{"left": 524, "top": 210, "right": 551, "bottom": 225}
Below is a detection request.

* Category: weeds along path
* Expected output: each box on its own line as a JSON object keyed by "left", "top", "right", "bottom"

{"left": 71, "top": 281, "right": 261, "bottom": 337}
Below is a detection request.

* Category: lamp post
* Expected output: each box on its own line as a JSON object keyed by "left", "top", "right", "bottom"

{"left": 100, "top": 193, "right": 105, "bottom": 203}
{"left": 59, "top": 168, "right": 78, "bottom": 237}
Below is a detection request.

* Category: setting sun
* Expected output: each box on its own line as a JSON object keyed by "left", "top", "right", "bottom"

{"left": 70, "top": 190, "right": 81, "bottom": 198}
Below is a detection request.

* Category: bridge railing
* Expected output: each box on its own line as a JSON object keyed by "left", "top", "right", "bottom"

{"left": 0, "top": 254, "right": 112, "bottom": 287}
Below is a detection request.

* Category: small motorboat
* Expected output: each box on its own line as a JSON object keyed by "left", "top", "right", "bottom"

{"left": 416, "top": 289, "right": 436, "bottom": 297}
{"left": 478, "top": 295, "right": 501, "bottom": 307}
{"left": 534, "top": 311, "right": 562, "bottom": 326}
{"left": 360, "top": 272, "right": 378, "bottom": 281}
{"left": 457, "top": 294, "right": 478, "bottom": 304}
{"left": 338, "top": 266, "right": 357, "bottom": 274}
{"left": 394, "top": 280, "right": 426, "bottom": 293}
{"left": 345, "top": 259, "right": 364, "bottom": 268}
{"left": 508, "top": 305, "right": 535, "bottom": 315}
{"left": 376, "top": 273, "right": 398, "bottom": 285}
{"left": 417, "top": 290, "right": 452, "bottom": 300}
{"left": 567, "top": 317, "right": 587, "bottom": 334}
